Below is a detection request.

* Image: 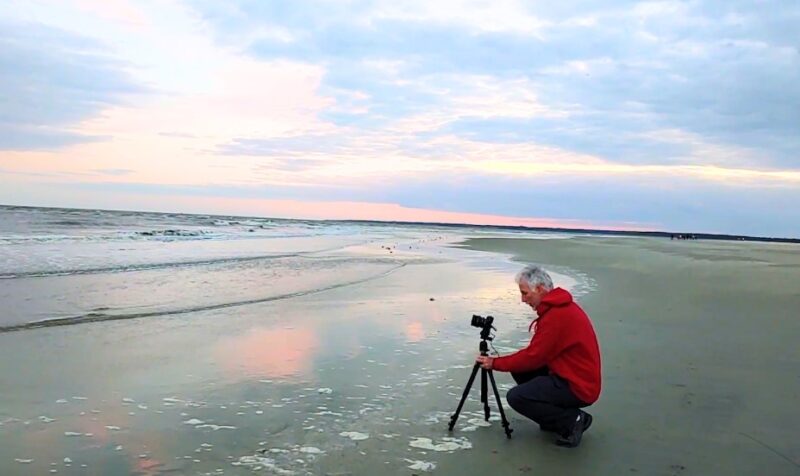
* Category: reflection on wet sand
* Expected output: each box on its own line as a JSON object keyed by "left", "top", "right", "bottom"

{"left": 1, "top": 233, "right": 564, "bottom": 475}
{"left": 404, "top": 321, "right": 426, "bottom": 342}
{"left": 13, "top": 403, "right": 174, "bottom": 475}
{"left": 215, "top": 326, "right": 319, "bottom": 381}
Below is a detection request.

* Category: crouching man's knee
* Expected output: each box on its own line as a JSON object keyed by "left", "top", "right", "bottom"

{"left": 506, "top": 386, "right": 524, "bottom": 410}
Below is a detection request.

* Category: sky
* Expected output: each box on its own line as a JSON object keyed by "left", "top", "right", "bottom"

{"left": 1, "top": 0, "right": 799, "bottom": 237}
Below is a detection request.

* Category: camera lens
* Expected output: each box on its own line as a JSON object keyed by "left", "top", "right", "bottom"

{"left": 471, "top": 314, "right": 486, "bottom": 328}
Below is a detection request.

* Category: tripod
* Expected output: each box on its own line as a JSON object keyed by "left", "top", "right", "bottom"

{"left": 448, "top": 339, "right": 513, "bottom": 438}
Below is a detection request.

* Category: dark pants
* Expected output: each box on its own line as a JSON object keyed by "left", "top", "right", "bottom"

{"left": 506, "top": 367, "right": 589, "bottom": 436}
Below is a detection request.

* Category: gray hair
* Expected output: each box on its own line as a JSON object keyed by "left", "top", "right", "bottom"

{"left": 515, "top": 265, "right": 554, "bottom": 291}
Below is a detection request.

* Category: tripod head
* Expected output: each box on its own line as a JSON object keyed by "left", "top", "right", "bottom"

{"left": 479, "top": 339, "right": 489, "bottom": 356}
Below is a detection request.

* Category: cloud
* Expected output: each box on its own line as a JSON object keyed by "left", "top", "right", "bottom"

{"left": 0, "top": 21, "right": 145, "bottom": 150}
{"left": 3, "top": 1, "right": 800, "bottom": 236}
{"left": 191, "top": 0, "right": 800, "bottom": 169}
{"left": 92, "top": 168, "right": 134, "bottom": 176}
{"left": 219, "top": 135, "right": 349, "bottom": 156}
{"left": 158, "top": 132, "right": 199, "bottom": 139}
{"left": 0, "top": 124, "right": 109, "bottom": 151}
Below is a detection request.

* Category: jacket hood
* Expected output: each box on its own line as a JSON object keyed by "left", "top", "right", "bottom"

{"left": 536, "top": 287, "right": 573, "bottom": 314}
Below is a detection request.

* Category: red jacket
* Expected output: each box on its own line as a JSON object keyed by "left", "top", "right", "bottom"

{"left": 492, "top": 287, "right": 602, "bottom": 404}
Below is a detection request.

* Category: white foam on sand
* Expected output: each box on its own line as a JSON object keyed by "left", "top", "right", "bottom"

{"left": 183, "top": 419, "right": 204, "bottom": 425}
{"left": 405, "top": 459, "right": 436, "bottom": 471}
{"left": 234, "top": 456, "right": 295, "bottom": 475}
{"left": 38, "top": 416, "right": 55, "bottom": 423}
{"left": 196, "top": 424, "right": 236, "bottom": 430}
{"left": 409, "top": 437, "right": 472, "bottom": 452}
{"left": 15, "top": 459, "right": 33, "bottom": 464}
{"left": 298, "top": 447, "right": 324, "bottom": 454}
{"left": 466, "top": 418, "right": 491, "bottom": 427}
{"left": 340, "top": 431, "right": 369, "bottom": 441}
{"left": 105, "top": 426, "right": 121, "bottom": 431}
{"left": 422, "top": 411, "right": 453, "bottom": 425}
{"left": 317, "top": 388, "right": 333, "bottom": 394}
{"left": 64, "top": 432, "right": 84, "bottom": 437}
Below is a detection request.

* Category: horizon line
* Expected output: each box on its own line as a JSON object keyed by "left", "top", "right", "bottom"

{"left": 3, "top": 202, "right": 798, "bottom": 243}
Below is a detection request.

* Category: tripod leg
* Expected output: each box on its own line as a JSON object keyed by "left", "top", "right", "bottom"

{"left": 487, "top": 370, "right": 513, "bottom": 438}
{"left": 481, "top": 368, "right": 490, "bottom": 421}
{"left": 448, "top": 363, "right": 481, "bottom": 432}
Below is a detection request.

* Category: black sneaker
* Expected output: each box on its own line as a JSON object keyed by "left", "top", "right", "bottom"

{"left": 555, "top": 411, "right": 591, "bottom": 448}
{"left": 582, "top": 411, "right": 593, "bottom": 433}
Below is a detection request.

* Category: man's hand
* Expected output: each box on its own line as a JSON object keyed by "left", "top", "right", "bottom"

{"left": 476, "top": 355, "right": 494, "bottom": 370}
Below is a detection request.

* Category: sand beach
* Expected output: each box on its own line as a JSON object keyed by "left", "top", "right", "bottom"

{"left": 1, "top": 210, "right": 798, "bottom": 475}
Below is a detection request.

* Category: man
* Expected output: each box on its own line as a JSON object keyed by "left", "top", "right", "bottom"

{"left": 476, "top": 265, "right": 602, "bottom": 448}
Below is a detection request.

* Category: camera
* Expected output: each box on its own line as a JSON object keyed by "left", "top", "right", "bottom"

{"left": 471, "top": 314, "right": 494, "bottom": 329}
{"left": 471, "top": 314, "right": 495, "bottom": 341}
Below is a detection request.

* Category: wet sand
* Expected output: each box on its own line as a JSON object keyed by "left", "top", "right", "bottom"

{"left": 0, "top": 233, "right": 540, "bottom": 475}
{"left": 449, "top": 236, "right": 800, "bottom": 476}
{"left": 1, "top": 235, "right": 799, "bottom": 475}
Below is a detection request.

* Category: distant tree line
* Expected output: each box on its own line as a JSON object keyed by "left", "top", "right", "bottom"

{"left": 670, "top": 234, "right": 698, "bottom": 240}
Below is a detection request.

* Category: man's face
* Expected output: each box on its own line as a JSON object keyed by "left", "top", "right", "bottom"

{"left": 519, "top": 281, "right": 545, "bottom": 310}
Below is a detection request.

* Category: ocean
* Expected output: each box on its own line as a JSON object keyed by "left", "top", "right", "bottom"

{"left": 0, "top": 206, "right": 461, "bottom": 332}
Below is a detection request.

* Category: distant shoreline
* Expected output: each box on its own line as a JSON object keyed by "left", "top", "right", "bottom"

{"left": 2, "top": 203, "right": 798, "bottom": 244}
